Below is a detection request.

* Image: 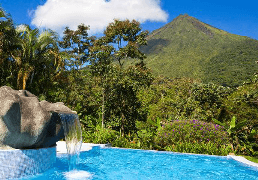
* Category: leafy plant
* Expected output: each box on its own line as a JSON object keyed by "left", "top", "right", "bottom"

{"left": 164, "top": 142, "right": 232, "bottom": 155}
{"left": 155, "top": 119, "right": 231, "bottom": 155}
{"left": 213, "top": 116, "right": 258, "bottom": 156}
{"left": 82, "top": 125, "right": 119, "bottom": 144}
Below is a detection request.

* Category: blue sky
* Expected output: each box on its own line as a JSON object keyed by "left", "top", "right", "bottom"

{"left": 1, "top": 0, "right": 257, "bottom": 40}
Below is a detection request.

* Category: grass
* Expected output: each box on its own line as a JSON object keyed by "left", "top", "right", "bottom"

{"left": 243, "top": 156, "right": 258, "bottom": 163}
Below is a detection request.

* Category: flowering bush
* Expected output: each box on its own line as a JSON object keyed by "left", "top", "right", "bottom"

{"left": 155, "top": 119, "right": 232, "bottom": 155}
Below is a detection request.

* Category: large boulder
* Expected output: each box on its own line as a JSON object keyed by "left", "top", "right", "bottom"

{"left": 0, "top": 86, "right": 76, "bottom": 149}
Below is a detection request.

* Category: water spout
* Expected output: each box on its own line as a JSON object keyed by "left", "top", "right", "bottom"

{"left": 59, "top": 113, "right": 82, "bottom": 171}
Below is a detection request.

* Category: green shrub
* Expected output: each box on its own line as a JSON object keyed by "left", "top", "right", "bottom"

{"left": 134, "top": 119, "right": 161, "bottom": 150}
{"left": 111, "top": 133, "right": 155, "bottom": 150}
{"left": 155, "top": 119, "right": 232, "bottom": 155}
{"left": 82, "top": 125, "right": 119, "bottom": 144}
{"left": 213, "top": 116, "right": 258, "bottom": 156}
{"left": 112, "top": 136, "right": 132, "bottom": 148}
{"left": 186, "top": 83, "right": 232, "bottom": 121}
{"left": 223, "top": 82, "right": 258, "bottom": 127}
{"left": 164, "top": 142, "right": 232, "bottom": 155}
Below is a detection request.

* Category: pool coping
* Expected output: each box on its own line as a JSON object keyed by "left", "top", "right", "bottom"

{"left": 227, "top": 155, "right": 258, "bottom": 169}
{"left": 56, "top": 141, "right": 258, "bottom": 169}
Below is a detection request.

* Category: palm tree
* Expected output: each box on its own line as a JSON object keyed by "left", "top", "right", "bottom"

{"left": 12, "top": 25, "right": 64, "bottom": 90}
{"left": 0, "top": 7, "right": 17, "bottom": 88}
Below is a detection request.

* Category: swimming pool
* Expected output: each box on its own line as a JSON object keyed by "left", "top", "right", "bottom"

{"left": 22, "top": 147, "right": 258, "bottom": 180}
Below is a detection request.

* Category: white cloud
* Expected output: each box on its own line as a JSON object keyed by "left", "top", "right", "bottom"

{"left": 31, "top": 0, "right": 168, "bottom": 35}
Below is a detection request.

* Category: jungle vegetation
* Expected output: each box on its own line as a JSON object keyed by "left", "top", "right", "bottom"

{"left": 1, "top": 7, "right": 258, "bottom": 157}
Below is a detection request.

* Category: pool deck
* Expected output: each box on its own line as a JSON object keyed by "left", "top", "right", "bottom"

{"left": 56, "top": 141, "right": 258, "bottom": 169}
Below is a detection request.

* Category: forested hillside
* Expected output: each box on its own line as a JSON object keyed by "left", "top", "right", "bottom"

{"left": 138, "top": 14, "right": 258, "bottom": 87}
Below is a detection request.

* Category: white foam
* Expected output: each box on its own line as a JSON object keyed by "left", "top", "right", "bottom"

{"left": 56, "top": 141, "right": 107, "bottom": 153}
{"left": 64, "top": 170, "right": 92, "bottom": 180}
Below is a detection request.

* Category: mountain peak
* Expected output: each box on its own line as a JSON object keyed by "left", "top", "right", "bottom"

{"left": 172, "top": 14, "right": 216, "bottom": 37}
{"left": 176, "top": 13, "right": 191, "bottom": 19}
{"left": 138, "top": 14, "right": 258, "bottom": 86}
{"left": 147, "top": 14, "right": 216, "bottom": 40}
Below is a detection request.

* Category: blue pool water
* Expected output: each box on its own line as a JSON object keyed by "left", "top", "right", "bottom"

{"left": 22, "top": 147, "right": 258, "bottom": 180}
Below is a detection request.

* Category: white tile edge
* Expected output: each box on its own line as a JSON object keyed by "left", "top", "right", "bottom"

{"left": 227, "top": 155, "right": 258, "bottom": 169}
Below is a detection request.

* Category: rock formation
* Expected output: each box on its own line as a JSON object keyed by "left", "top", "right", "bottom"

{"left": 0, "top": 86, "right": 76, "bottom": 149}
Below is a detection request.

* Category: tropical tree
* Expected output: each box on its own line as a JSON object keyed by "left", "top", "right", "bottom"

{"left": 11, "top": 25, "right": 63, "bottom": 91}
{"left": 103, "top": 19, "right": 148, "bottom": 68}
{"left": 89, "top": 19, "right": 150, "bottom": 134}
{"left": 0, "top": 7, "right": 17, "bottom": 88}
{"left": 106, "top": 62, "right": 153, "bottom": 135}
{"left": 59, "top": 24, "right": 95, "bottom": 69}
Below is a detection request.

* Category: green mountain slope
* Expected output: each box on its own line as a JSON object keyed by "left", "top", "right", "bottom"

{"left": 138, "top": 14, "right": 258, "bottom": 86}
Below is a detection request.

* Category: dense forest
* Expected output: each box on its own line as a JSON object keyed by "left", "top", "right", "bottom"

{"left": 1, "top": 7, "right": 258, "bottom": 157}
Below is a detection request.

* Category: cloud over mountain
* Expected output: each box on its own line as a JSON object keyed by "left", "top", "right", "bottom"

{"left": 31, "top": 0, "right": 168, "bottom": 35}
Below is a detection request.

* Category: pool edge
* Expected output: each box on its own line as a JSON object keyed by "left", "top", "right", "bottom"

{"left": 56, "top": 141, "right": 258, "bottom": 169}
{"left": 227, "top": 155, "right": 258, "bottom": 169}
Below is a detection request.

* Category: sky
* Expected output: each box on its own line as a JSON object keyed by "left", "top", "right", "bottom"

{"left": 1, "top": 0, "right": 257, "bottom": 40}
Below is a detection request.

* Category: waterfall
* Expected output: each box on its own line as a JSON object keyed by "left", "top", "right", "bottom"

{"left": 59, "top": 113, "right": 82, "bottom": 171}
